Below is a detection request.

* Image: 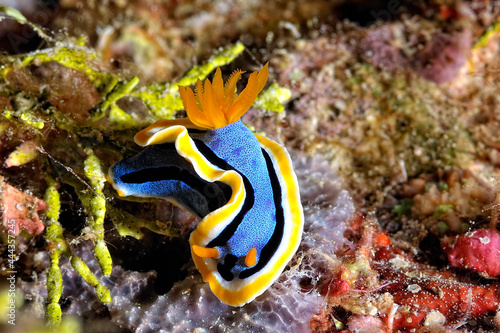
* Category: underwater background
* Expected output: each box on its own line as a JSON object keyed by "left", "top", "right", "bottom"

{"left": 1, "top": 0, "right": 500, "bottom": 332}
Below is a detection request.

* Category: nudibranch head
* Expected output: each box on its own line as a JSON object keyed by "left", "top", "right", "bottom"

{"left": 178, "top": 63, "right": 269, "bottom": 129}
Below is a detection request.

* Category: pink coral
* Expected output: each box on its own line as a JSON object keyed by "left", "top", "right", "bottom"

{"left": 359, "top": 25, "right": 472, "bottom": 84}
{"left": 0, "top": 181, "right": 46, "bottom": 236}
{"left": 443, "top": 229, "right": 500, "bottom": 278}
{"left": 411, "top": 30, "right": 472, "bottom": 84}
{"left": 348, "top": 315, "right": 386, "bottom": 333}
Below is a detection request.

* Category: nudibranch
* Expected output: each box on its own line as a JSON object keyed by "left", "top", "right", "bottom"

{"left": 108, "top": 63, "right": 304, "bottom": 306}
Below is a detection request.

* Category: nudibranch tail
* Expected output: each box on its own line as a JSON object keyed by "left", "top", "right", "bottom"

{"left": 178, "top": 63, "right": 269, "bottom": 129}
{"left": 108, "top": 63, "right": 303, "bottom": 307}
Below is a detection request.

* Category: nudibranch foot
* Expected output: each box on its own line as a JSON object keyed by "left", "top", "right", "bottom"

{"left": 108, "top": 64, "right": 303, "bottom": 307}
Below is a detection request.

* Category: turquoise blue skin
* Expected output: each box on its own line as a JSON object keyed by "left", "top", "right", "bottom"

{"left": 109, "top": 120, "right": 277, "bottom": 281}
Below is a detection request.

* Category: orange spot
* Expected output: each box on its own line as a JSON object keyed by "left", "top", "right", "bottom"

{"left": 244, "top": 248, "right": 257, "bottom": 267}
{"left": 376, "top": 233, "right": 391, "bottom": 247}
{"left": 192, "top": 245, "right": 220, "bottom": 259}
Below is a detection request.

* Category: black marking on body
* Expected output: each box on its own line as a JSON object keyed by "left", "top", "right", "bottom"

{"left": 192, "top": 139, "right": 256, "bottom": 281}
{"left": 238, "top": 148, "right": 284, "bottom": 279}
{"left": 187, "top": 128, "right": 207, "bottom": 134}
{"left": 217, "top": 254, "right": 237, "bottom": 281}
{"left": 119, "top": 143, "right": 231, "bottom": 213}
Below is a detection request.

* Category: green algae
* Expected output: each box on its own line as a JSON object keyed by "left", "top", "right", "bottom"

{"left": 433, "top": 204, "right": 454, "bottom": 218}
{"left": 4, "top": 38, "right": 287, "bottom": 132}
{"left": 83, "top": 151, "right": 112, "bottom": 277}
{"left": 392, "top": 198, "right": 414, "bottom": 221}
{"left": 0, "top": 5, "right": 292, "bottom": 329}
{"left": 5, "top": 141, "right": 38, "bottom": 167}
{"left": 44, "top": 177, "right": 64, "bottom": 327}
{"left": 92, "top": 76, "right": 140, "bottom": 122}
{"left": 21, "top": 47, "right": 119, "bottom": 96}
{"left": 133, "top": 42, "right": 246, "bottom": 119}
{"left": 3, "top": 108, "right": 44, "bottom": 131}
{"left": 107, "top": 204, "right": 180, "bottom": 239}
{"left": 0, "top": 288, "right": 23, "bottom": 324}
{"left": 474, "top": 21, "right": 500, "bottom": 49}
{"left": 44, "top": 176, "right": 111, "bottom": 328}
{"left": 70, "top": 256, "right": 111, "bottom": 303}
{"left": 254, "top": 83, "right": 291, "bottom": 112}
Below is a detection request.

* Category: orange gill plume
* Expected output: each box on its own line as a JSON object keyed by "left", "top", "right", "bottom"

{"left": 178, "top": 63, "right": 269, "bottom": 129}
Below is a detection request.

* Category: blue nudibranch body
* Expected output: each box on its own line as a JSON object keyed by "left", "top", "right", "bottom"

{"left": 108, "top": 64, "right": 304, "bottom": 306}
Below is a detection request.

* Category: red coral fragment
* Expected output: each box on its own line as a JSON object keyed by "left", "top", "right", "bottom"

{"left": 439, "top": 6, "right": 458, "bottom": 20}
{"left": 443, "top": 229, "right": 500, "bottom": 277}
{"left": 376, "top": 233, "right": 391, "bottom": 247}
{"left": 389, "top": 280, "right": 500, "bottom": 330}
{"left": 322, "top": 268, "right": 350, "bottom": 297}
{"left": 372, "top": 243, "right": 500, "bottom": 330}
{"left": 0, "top": 182, "right": 46, "bottom": 236}
{"left": 320, "top": 214, "right": 500, "bottom": 331}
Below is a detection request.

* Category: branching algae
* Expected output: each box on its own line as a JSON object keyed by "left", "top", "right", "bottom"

{"left": 0, "top": 5, "right": 292, "bottom": 327}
